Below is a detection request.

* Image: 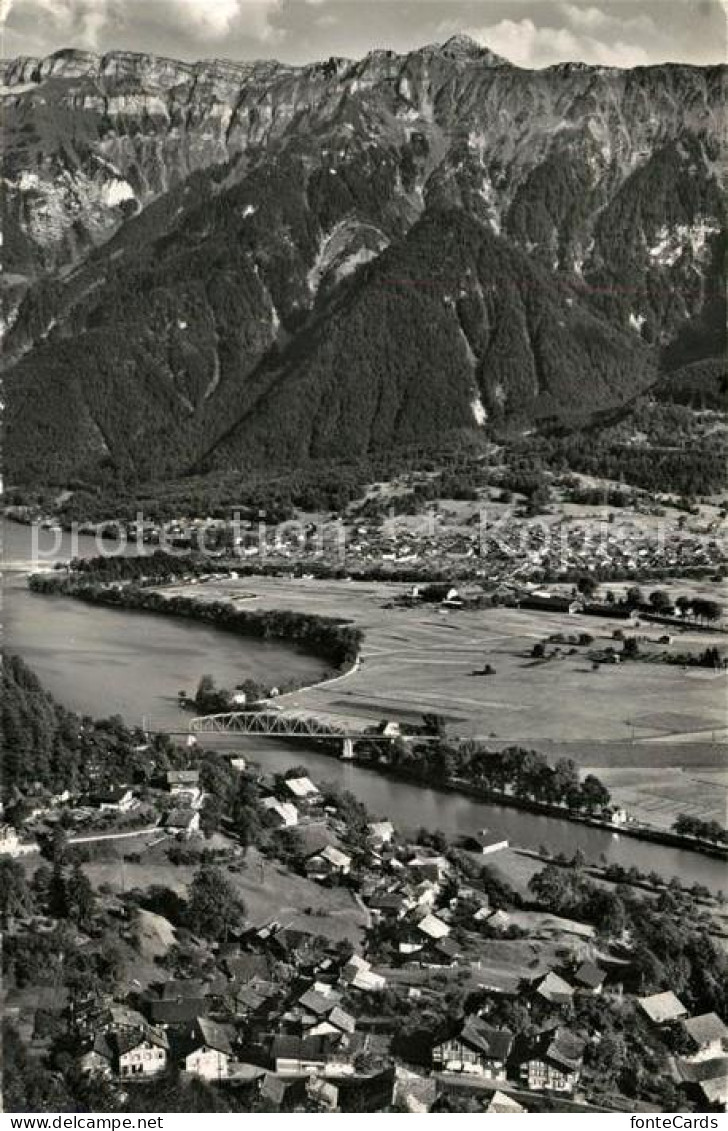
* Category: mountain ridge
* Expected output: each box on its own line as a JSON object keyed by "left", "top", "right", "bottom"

{"left": 2, "top": 40, "right": 724, "bottom": 486}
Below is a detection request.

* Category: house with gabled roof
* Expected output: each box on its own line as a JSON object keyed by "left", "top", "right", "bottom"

{"left": 306, "top": 844, "right": 352, "bottom": 878}
{"left": 308, "top": 1005, "right": 357, "bottom": 1038}
{"left": 432, "top": 1016, "right": 513, "bottom": 1079}
{"left": 367, "top": 820, "right": 395, "bottom": 847}
{"left": 163, "top": 808, "right": 200, "bottom": 838}
{"left": 261, "top": 796, "right": 299, "bottom": 827}
{"left": 573, "top": 961, "right": 605, "bottom": 994}
{"left": 533, "top": 971, "right": 575, "bottom": 1006}
{"left": 112, "top": 1027, "right": 169, "bottom": 1078}
{"left": 638, "top": 991, "right": 688, "bottom": 1026}
{"left": 519, "top": 1027, "right": 585, "bottom": 1093}
{"left": 681, "top": 1013, "right": 728, "bottom": 1059}
{"left": 416, "top": 913, "right": 450, "bottom": 941}
{"left": 176, "top": 1017, "right": 234, "bottom": 1080}
{"left": 283, "top": 776, "right": 321, "bottom": 803}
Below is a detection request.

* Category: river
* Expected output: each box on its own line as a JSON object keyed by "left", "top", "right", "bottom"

{"left": 3, "top": 519, "right": 726, "bottom": 891}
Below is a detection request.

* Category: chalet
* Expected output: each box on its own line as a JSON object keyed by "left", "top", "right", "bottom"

{"left": 466, "top": 828, "right": 509, "bottom": 855}
{"left": 148, "top": 998, "right": 207, "bottom": 1027}
{"left": 573, "top": 961, "right": 605, "bottom": 995}
{"left": 228, "top": 985, "right": 266, "bottom": 1018}
{"left": 78, "top": 1033, "right": 114, "bottom": 1077}
{"left": 165, "top": 770, "right": 200, "bottom": 793}
{"left": 681, "top": 1014, "right": 728, "bottom": 1059}
{"left": 224, "top": 954, "right": 271, "bottom": 984}
{"left": 407, "top": 853, "right": 450, "bottom": 882}
{"left": 306, "top": 844, "right": 352, "bottom": 878}
{"left": 270, "top": 1033, "right": 354, "bottom": 1076}
{"left": 638, "top": 991, "right": 688, "bottom": 1026}
{"left": 176, "top": 1018, "right": 234, "bottom": 1080}
{"left": 261, "top": 797, "right": 299, "bottom": 828}
{"left": 308, "top": 1006, "right": 356, "bottom": 1038}
{"left": 519, "top": 1027, "right": 585, "bottom": 1093}
{"left": 533, "top": 971, "right": 575, "bottom": 1006}
{"left": 368, "top": 891, "right": 408, "bottom": 920}
{"left": 432, "top": 1017, "right": 513, "bottom": 1079}
{"left": 89, "top": 787, "right": 136, "bottom": 813}
{"left": 112, "top": 1028, "right": 168, "bottom": 1078}
{"left": 297, "top": 987, "right": 342, "bottom": 1022}
{"left": 163, "top": 808, "right": 200, "bottom": 838}
{"left": 0, "top": 824, "right": 36, "bottom": 857}
{"left": 259, "top": 1073, "right": 307, "bottom": 1111}
{"left": 431, "top": 937, "right": 461, "bottom": 965}
{"left": 367, "top": 820, "right": 395, "bottom": 846}
{"left": 341, "top": 955, "right": 386, "bottom": 992}
{"left": 487, "top": 909, "right": 511, "bottom": 932}
{"left": 417, "top": 913, "right": 450, "bottom": 941}
{"left": 674, "top": 1055, "right": 728, "bottom": 1108}
{"left": 283, "top": 776, "right": 321, "bottom": 805}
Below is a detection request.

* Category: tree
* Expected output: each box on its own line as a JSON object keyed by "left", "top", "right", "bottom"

{"left": 0, "top": 859, "right": 32, "bottom": 920}
{"left": 577, "top": 774, "right": 611, "bottom": 813}
{"left": 550, "top": 758, "right": 580, "bottom": 805}
{"left": 622, "top": 636, "right": 640, "bottom": 658}
{"left": 187, "top": 865, "right": 245, "bottom": 942}
{"left": 199, "top": 795, "right": 223, "bottom": 838}
{"left": 576, "top": 575, "right": 598, "bottom": 599}
{"left": 65, "top": 864, "right": 96, "bottom": 925}
{"left": 624, "top": 586, "right": 643, "bottom": 608}
{"left": 649, "top": 590, "right": 672, "bottom": 612}
{"left": 528, "top": 863, "right": 580, "bottom": 913}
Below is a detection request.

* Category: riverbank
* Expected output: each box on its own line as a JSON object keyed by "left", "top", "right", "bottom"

{"left": 26, "top": 570, "right": 728, "bottom": 866}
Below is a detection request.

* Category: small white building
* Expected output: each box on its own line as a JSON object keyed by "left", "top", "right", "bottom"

{"left": 417, "top": 913, "right": 450, "bottom": 941}
{"left": 181, "top": 1018, "right": 233, "bottom": 1080}
{"left": 284, "top": 776, "right": 321, "bottom": 803}
{"left": 114, "top": 1029, "right": 168, "bottom": 1078}
{"left": 262, "top": 797, "right": 299, "bottom": 828}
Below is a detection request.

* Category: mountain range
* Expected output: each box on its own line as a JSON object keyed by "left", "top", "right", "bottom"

{"left": 2, "top": 38, "right": 725, "bottom": 486}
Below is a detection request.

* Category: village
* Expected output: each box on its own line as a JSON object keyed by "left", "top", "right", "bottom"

{"left": 2, "top": 747, "right": 727, "bottom": 1114}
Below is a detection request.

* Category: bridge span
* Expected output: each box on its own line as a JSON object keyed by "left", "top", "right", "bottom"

{"left": 189, "top": 709, "right": 392, "bottom": 740}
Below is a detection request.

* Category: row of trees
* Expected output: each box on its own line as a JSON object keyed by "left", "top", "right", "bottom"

{"left": 673, "top": 813, "right": 727, "bottom": 846}
{"left": 30, "top": 578, "right": 363, "bottom": 674}
{"left": 358, "top": 737, "right": 612, "bottom": 815}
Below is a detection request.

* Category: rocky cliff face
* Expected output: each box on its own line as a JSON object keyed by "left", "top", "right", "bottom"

{"left": 2, "top": 40, "right": 725, "bottom": 484}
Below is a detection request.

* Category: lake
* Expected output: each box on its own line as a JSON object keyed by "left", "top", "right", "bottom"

{"left": 3, "top": 519, "right": 726, "bottom": 891}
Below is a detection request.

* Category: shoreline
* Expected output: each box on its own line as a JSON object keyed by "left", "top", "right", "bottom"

{"left": 24, "top": 571, "right": 728, "bottom": 869}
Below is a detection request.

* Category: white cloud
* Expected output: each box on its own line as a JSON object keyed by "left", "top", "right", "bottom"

{"left": 3, "top": 0, "right": 283, "bottom": 52}
{"left": 465, "top": 16, "right": 651, "bottom": 69}
{"left": 560, "top": 1, "right": 655, "bottom": 37}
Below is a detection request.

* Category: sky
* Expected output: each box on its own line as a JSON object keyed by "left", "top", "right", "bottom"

{"left": 1, "top": 0, "right": 726, "bottom": 69}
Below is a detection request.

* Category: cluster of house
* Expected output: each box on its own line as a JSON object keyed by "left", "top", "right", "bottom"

{"left": 67, "top": 925, "right": 602, "bottom": 1110}
{"left": 0, "top": 770, "right": 209, "bottom": 858}
{"left": 637, "top": 992, "right": 728, "bottom": 1108}
{"left": 38, "top": 496, "right": 725, "bottom": 582}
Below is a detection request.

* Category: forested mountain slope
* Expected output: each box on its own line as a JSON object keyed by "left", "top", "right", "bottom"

{"left": 2, "top": 39, "right": 724, "bottom": 485}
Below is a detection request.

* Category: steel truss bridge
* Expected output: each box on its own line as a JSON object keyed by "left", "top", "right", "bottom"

{"left": 187, "top": 709, "right": 438, "bottom": 744}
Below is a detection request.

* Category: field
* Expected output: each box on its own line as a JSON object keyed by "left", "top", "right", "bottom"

{"left": 163, "top": 575, "right": 727, "bottom": 826}
{"left": 81, "top": 841, "right": 368, "bottom": 947}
